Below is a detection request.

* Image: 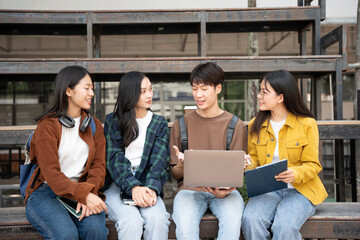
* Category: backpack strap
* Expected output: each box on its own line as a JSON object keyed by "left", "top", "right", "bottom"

{"left": 25, "top": 131, "right": 34, "bottom": 160}
{"left": 89, "top": 116, "right": 96, "bottom": 137}
{"left": 226, "top": 115, "right": 239, "bottom": 150}
{"left": 178, "top": 116, "right": 188, "bottom": 152}
{"left": 179, "top": 114, "right": 238, "bottom": 151}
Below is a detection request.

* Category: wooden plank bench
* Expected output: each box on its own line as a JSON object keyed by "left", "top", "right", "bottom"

{"left": 0, "top": 122, "right": 359, "bottom": 239}
{"left": 0, "top": 202, "right": 359, "bottom": 239}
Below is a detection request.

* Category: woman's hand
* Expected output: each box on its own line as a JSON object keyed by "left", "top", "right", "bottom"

{"left": 76, "top": 203, "right": 91, "bottom": 221}
{"left": 275, "top": 168, "right": 295, "bottom": 183}
{"left": 147, "top": 188, "right": 157, "bottom": 206}
{"left": 132, "top": 186, "right": 157, "bottom": 208}
{"left": 203, "top": 187, "right": 236, "bottom": 199}
{"left": 85, "top": 192, "right": 108, "bottom": 215}
{"left": 173, "top": 146, "right": 184, "bottom": 164}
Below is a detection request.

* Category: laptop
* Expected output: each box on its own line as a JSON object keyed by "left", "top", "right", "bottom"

{"left": 183, "top": 150, "right": 245, "bottom": 188}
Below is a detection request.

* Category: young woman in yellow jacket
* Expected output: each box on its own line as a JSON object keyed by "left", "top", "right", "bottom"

{"left": 242, "top": 70, "right": 328, "bottom": 240}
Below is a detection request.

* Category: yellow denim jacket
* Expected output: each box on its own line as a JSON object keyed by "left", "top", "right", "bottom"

{"left": 247, "top": 112, "right": 328, "bottom": 205}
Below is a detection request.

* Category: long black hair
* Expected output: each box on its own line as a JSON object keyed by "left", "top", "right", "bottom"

{"left": 250, "top": 70, "right": 314, "bottom": 137}
{"left": 35, "top": 65, "right": 91, "bottom": 122}
{"left": 114, "top": 71, "right": 147, "bottom": 148}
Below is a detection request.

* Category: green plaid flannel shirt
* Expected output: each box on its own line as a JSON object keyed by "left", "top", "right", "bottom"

{"left": 104, "top": 112, "right": 170, "bottom": 197}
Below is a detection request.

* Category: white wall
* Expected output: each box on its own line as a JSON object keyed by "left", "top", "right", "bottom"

{"left": 0, "top": 0, "right": 247, "bottom": 11}
{"left": 0, "top": 0, "right": 357, "bottom": 23}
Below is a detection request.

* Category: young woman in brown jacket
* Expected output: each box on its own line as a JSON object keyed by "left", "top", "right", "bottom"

{"left": 25, "top": 66, "right": 108, "bottom": 240}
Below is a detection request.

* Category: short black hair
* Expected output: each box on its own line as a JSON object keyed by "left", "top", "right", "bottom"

{"left": 190, "top": 62, "right": 224, "bottom": 87}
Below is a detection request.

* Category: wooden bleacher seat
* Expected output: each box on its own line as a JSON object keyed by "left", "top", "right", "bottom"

{"left": 0, "top": 202, "right": 359, "bottom": 239}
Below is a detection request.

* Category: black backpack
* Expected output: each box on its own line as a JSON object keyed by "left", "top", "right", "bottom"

{"left": 178, "top": 114, "right": 239, "bottom": 152}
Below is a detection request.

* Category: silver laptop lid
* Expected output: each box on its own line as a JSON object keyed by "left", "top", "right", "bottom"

{"left": 184, "top": 150, "right": 244, "bottom": 188}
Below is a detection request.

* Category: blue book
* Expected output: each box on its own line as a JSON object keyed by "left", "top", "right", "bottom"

{"left": 245, "top": 159, "right": 288, "bottom": 198}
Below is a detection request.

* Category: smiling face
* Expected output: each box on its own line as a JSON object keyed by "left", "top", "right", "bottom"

{"left": 135, "top": 77, "right": 153, "bottom": 114}
{"left": 257, "top": 79, "right": 283, "bottom": 112}
{"left": 66, "top": 74, "right": 94, "bottom": 117}
{"left": 192, "top": 83, "right": 221, "bottom": 111}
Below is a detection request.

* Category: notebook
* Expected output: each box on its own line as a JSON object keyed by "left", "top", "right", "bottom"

{"left": 183, "top": 150, "right": 245, "bottom": 188}
{"left": 245, "top": 159, "right": 288, "bottom": 198}
{"left": 56, "top": 196, "right": 82, "bottom": 218}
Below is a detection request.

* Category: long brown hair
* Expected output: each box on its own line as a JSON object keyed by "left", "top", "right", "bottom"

{"left": 250, "top": 70, "right": 314, "bottom": 137}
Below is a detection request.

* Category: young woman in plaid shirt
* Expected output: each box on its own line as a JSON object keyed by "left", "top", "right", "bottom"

{"left": 103, "top": 71, "right": 170, "bottom": 240}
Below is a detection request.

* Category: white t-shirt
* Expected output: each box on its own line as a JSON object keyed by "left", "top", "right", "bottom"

{"left": 270, "top": 119, "right": 286, "bottom": 164}
{"left": 125, "top": 111, "right": 153, "bottom": 174}
{"left": 58, "top": 116, "right": 89, "bottom": 182}
{"left": 270, "top": 118, "right": 294, "bottom": 188}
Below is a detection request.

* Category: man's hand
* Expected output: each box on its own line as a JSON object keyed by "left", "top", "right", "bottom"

{"left": 173, "top": 146, "right": 184, "bottom": 164}
{"left": 244, "top": 154, "right": 252, "bottom": 169}
{"left": 203, "top": 187, "right": 236, "bottom": 198}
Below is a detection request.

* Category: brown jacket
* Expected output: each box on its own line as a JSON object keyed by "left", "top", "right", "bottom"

{"left": 24, "top": 111, "right": 106, "bottom": 204}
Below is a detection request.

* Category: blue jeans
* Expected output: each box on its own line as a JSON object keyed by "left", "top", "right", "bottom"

{"left": 26, "top": 184, "right": 107, "bottom": 240}
{"left": 242, "top": 188, "right": 316, "bottom": 240}
{"left": 172, "top": 189, "right": 244, "bottom": 240}
{"left": 104, "top": 182, "right": 170, "bottom": 240}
